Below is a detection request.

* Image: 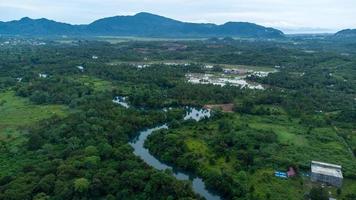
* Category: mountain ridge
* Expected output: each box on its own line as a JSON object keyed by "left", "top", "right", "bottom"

{"left": 0, "top": 12, "right": 284, "bottom": 38}
{"left": 333, "top": 29, "right": 356, "bottom": 39}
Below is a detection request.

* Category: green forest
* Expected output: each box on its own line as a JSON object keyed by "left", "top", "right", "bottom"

{"left": 0, "top": 36, "right": 355, "bottom": 200}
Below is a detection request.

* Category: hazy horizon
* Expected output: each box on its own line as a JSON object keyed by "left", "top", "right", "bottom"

{"left": 1, "top": 0, "right": 356, "bottom": 34}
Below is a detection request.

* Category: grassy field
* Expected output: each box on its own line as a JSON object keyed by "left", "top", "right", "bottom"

{"left": 95, "top": 36, "right": 208, "bottom": 43}
{"left": 107, "top": 60, "right": 276, "bottom": 72}
{"left": 74, "top": 75, "right": 114, "bottom": 92}
{"left": 215, "top": 63, "right": 277, "bottom": 72}
{"left": 74, "top": 75, "right": 134, "bottom": 96}
{"left": 0, "top": 90, "right": 69, "bottom": 144}
{"left": 0, "top": 91, "right": 69, "bottom": 176}
{"left": 0, "top": 91, "right": 68, "bottom": 129}
{"left": 155, "top": 107, "right": 356, "bottom": 199}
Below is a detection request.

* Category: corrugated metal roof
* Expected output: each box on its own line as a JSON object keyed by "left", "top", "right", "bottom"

{"left": 311, "top": 161, "right": 343, "bottom": 178}
{"left": 275, "top": 171, "right": 288, "bottom": 178}
{"left": 312, "top": 161, "right": 341, "bottom": 169}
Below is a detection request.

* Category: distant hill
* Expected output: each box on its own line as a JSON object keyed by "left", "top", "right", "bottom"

{"left": 333, "top": 29, "right": 356, "bottom": 39}
{"left": 0, "top": 17, "right": 85, "bottom": 35}
{"left": 0, "top": 12, "right": 284, "bottom": 38}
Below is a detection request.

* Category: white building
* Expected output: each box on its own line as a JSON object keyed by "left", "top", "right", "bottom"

{"left": 311, "top": 161, "right": 343, "bottom": 187}
{"left": 77, "top": 66, "right": 84, "bottom": 72}
{"left": 39, "top": 73, "right": 48, "bottom": 78}
{"left": 204, "top": 65, "right": 214, "bottom": 69}
{"left": 137, "top": 64, "right": 149, "bottom": 69}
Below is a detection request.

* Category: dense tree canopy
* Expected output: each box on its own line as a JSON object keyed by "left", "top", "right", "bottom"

{"left": 0, "top": 36, "right": 355, "bottom": 200}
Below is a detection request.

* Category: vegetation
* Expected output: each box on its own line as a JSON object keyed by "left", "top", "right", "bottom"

{"left": 0, "top": 36, "right": 355, "bottom": 200}
{"left": 0, "top": 13, "right": 283, "bottom": 38}
{"left": 0, "top": 91, "right": 68, "bottom": 176}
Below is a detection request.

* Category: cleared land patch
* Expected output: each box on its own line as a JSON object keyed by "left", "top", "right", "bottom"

{"left": 0, "top": 91, "right": 68, "bottom": 129}
{"left": 0, "top": 91, "right": 69, "bottom": 176}
{"left": 204, "top": 104, "right": 234, "bottom": 112}
{"left": 74, "top": 75, "right": 114, "bottom": 92}
{"left": 148, "top": 112, "right": 356, "bottom": 200}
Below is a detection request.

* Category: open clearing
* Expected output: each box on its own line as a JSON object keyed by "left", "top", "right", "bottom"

{"left": 74, "top": 75, "right": 114, "bottom": 92}
{"left": 0, "top": 90, "right": 68, "bottom": 144}
{"left": 204, "top": 104, "right": 234, "bottom": 112}
{"left": 159, "top": 109, "right": 356, "bottom": 200}
{"left": 0, "top": 91, "right": 69, "bottom": 176}
{"left": 107, "top": 60, "right": 276, "bottom": 72}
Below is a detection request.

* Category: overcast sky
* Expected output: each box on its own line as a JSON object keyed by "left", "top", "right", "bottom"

{"left": 1, "top": 0, "right": 355, "bottom": 33}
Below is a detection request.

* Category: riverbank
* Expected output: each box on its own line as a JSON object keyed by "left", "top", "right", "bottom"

{"left": 129, "top": 108, "right": 222, "bottom": 200}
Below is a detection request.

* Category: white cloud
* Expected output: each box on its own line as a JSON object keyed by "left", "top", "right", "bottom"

{"left": 0, "top": 0, "right": 355, "bottom": 33}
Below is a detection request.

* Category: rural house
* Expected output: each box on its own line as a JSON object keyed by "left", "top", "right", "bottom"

{"left": 311, "top": 161, "right": 343, "bottom": 187}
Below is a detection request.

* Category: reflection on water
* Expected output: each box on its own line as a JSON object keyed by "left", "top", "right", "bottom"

{"left": 184, "top": 107, "right": 211, "bottom": 121}
{"left": 129, "top": 108, "right": 221, "bottom": 200}
{"left": 112, "top": 96, "right": 130, "bottom": 108}
{"left": 186, "top": 73, "right": 264, "bottom": 90}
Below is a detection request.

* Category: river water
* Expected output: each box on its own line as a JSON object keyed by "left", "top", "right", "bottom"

{"left": 129, "top": 108, "right": 222, "bottom": 200}
{"left": 112, "top": 96, "right": 130, "bottom": 108}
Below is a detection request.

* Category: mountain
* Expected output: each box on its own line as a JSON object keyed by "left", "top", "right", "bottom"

{"left": 0, "top": 17, "right": 84, "bottom": 35}
{"left": 87, "top": 12, "right": 216, "bottom": 37}
{"left": 333, "top": 29, "right": 356, "bottom": 39}
{"left": 0, "top": 12, "right": 284, "bottom": 38}
{"left": 215, "top": 22, "right": 283, "bottom": 38}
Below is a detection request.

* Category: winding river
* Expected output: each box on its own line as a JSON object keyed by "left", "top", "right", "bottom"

{"left": 129, "top": 108, "right": 221, "bottom": 200}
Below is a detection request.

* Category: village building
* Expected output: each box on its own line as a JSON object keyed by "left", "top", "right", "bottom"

{"left": 311, "top": 161, "right": 343, "bottom": 187}
{"left": 274, "top": 171, "right": 288, "bottom": 179}
{"left": 38, "top": 73, "right": 48, "bottom": 78}
{"left": 137, "top": 64, "right": 149, "bottom": 69}
{"left": 223, "top": 68, "right": 240, "bottom": 74}
{"left": 164, "top": 62, "right": 180, "bottom": 66}
{"left": 204, "top": 65, "right": 214, "bottom": 69}
{"left": 77, "top": 66, "right": 84, "bottom": 72}
{"left": 287, "top": 167, "right": 296, "bottom": 177}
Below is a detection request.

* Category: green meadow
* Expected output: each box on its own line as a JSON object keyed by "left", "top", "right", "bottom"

{"left": 147, "top": 106, "right": 356, "bottom": 200}
{"left": 0, "top": 91, "right": 68, "bottom": 129}
{"left": 0, "top": 91, "right": 68, "bottom": 176}
{"left": 74, "top": 75, "right": 114, "bottom": 92}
